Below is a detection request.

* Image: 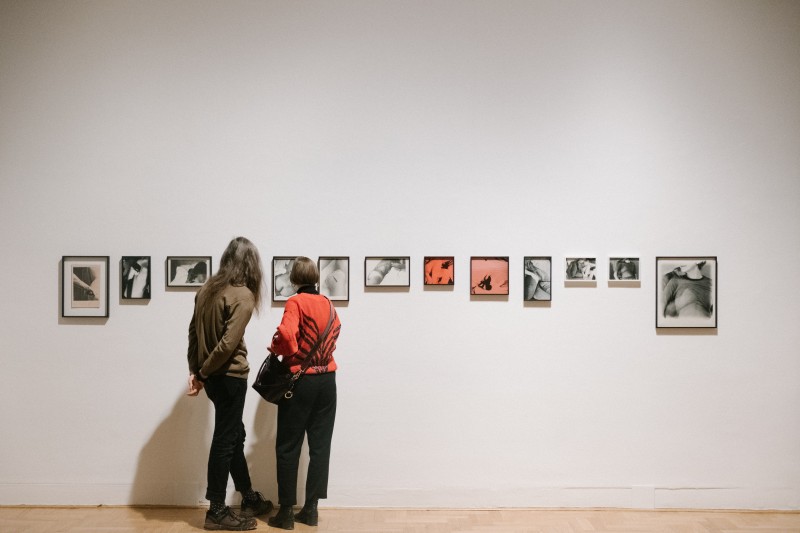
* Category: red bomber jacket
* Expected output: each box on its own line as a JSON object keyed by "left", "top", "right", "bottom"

{"left": 269, "top": 289, "right": 340, "bottom": 374}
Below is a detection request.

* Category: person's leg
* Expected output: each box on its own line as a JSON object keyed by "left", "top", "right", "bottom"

{"left": 304, "top": 373, "right": 337, "bottom": 503}
{"left": 205, "top": 376, "right": 250, "bottom": 503}
{"left": 274, "top": 381, "right": 314, "bottom": 506}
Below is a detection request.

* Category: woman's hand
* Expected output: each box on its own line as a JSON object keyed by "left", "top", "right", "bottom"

{"left": 187, "top": 373, "right": 204, "bottom": 396}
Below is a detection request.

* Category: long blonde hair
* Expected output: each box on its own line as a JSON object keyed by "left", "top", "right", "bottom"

{"left": 197, "top": 237, "right": 263, "bottom": 312}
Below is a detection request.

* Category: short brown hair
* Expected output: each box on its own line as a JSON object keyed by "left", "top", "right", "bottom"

{"left": 289, "top": 256, "right": 319, "bottom": 287}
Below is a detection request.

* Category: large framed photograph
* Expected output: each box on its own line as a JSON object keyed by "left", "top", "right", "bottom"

{"left": 565, "top": 257, "right": 597, "bottom": 281}
{"left": 166, "top": 256, "right": 211, "bottom": 287}
{"left": 365, "top": 257, "right": 410, "bottom": 287}
{"left": 273, "top": 256, "right": 299, "bottom": 302}
{"left": 609, "top": 257, "right": 640, "bottom": 282}
{"left": 470, "top": 257, "right": 509, "bottom": 295}
{"left": 523, "top": 257, "right": 551, "bottom": 301}
{"left": 656, "top": 256, "right": 717, "bottom": 328}
{"left": 319, "top": 257, "right": 349, "bottom": 301}
{"left": 424, "top": 256, "right": 454, "bottom": 286}
{"left": 62, "top": 256, "right": 109, "bottom": 318}
{"left": 121, "top": 256, "right": 151, "bottom": 299}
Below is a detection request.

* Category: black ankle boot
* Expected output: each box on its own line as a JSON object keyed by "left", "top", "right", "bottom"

{"left": 294, "top": 499, "right": 318, "bottom": 526}
{"left": 268, "top": 504, "right": 294, "bottom": 530}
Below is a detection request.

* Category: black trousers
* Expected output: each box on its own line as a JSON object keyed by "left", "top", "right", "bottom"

{"left": 276, "top": 372, "right": 337, "bottom": 506}
{"left": 204, "top": 375, "right": 252, "bottom": 503}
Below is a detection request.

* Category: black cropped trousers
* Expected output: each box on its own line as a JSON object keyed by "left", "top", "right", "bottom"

{"left": 275, "top": 372, "right": 337, "bottom": 506}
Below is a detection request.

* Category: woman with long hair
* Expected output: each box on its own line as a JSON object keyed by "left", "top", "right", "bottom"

{"left": 186, "top": 236, "right": 273, "bottom": 531}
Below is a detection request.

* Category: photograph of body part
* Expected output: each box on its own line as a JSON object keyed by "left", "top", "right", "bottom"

{"left": 424, "top": 257, "right": 454, "bottom": 285}
{"left": 61, "top": 256, "right": 109, "bottom": 317}
{"left": 167, "top": 257, "right": 211, "bottom": 287}
{"left": 121, "top": 256, "right": 151, "bottom": 299}
{"left": 609, "top": 257, "right": 639, "bottom": 281}
{"left": 523, "top": 257, "right": 551, "bottom": 301}
{"left": 470, "top": 257, "right": 509, "bottom": 295}
{"left": 365, "top": 257, "right": 410, "bottom": 287}
{"left": 657, "top": 257, "right": 717, "bottom": 328}
{"left": 565, "top": 257, "right": 596, "bottom": 281}
{"left": 273, "top": 257, "right": 299, "bottom": 301}
{"left": 318, "top": 257, "right": 349, "bottom": 301}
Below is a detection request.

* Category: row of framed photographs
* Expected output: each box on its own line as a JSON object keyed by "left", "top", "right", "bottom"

{"left": 61, "top": 255, "right": 717, "bottom": 328}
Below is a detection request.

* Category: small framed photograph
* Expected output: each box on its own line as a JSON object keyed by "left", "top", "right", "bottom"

{"left": 121, "top": 256, "right": 151, "bottom": 299}
{"left": 273, "top": 256, "right": 299, "bottom": 302}
{"left": 609, "top": 257, "right": 639, "bottom": 282}
{"left": 523, "top": 257, "right": 551, "bottom": 301}
{"left": 318, "top": 256, "right": 349, "bottom": 301}
{"left": 365, "top": 257, "right": 410, "bottom": 287}
{"left": 166, "top": 256, "right": 211, "bottom": 287}
{"left": 470, "top": 257, "right": 509, "bottom": 295}
{"left": 62, "top": 256, "right": 109, "bottom": 318}
{"left": 656, "top": 256, "right": 717, "bottom": 328}
{"left": 565, "top": 257, "right": 597, "bottom": 281}
{"left": 424, "top": 257, "right": 454, "bottom": 285}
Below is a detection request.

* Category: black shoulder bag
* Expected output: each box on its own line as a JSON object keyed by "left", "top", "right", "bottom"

{"left": 252, "top": 298, "right": 335, "bottom": 404}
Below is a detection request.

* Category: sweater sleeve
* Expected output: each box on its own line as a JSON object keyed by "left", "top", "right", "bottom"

{"left": 270, "top": 298, "right": 301, "bottom": 356}
{"left": 187, "top": 296, "right": 200, "bottom": 376}
{"left": 199, "top": 293, "right": 255, "bottom": 378}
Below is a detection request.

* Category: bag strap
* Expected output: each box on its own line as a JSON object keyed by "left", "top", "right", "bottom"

{"left": 284, "top": 298, "right": 336, "bottom": 395}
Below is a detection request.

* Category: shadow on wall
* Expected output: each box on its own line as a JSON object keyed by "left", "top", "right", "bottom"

{"left": 130, "top": 391, "right": 211, "bottom": 514}
{"left": 247, "top": 398, "right": 280, "bottom": 501}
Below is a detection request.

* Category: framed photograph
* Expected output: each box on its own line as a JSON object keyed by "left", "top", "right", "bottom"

{"left": 565, "top": 257, "right": 597, "bottom": 281}
{"left": 523, "top": 257, "right": 551, "bottom": 301}
{"left": 319, "top": 256, "right": 349, "bottom": 301}
{"left": 62, "top": 256, "right": 109, "bottom": 318}
{"left": 656, "top": 256, "right": 717, "bottom": 328}
{"left": 166, "top": 256, "right": 211, "bottom": 287}
{"left": 365, "top": 257, "right": 410, "bottom": 287}
{"left": 121, "top": 256, "right": 151, "bottom": 299}
{"left": 424, "top": 256, "right": 454, "bottom": 285}
{"left": 609, "top": 257, "right": 639, "bottom": 282}
{"left": 273, "top": 256, "right": 299, "bottom": 302}
{"left": 470, "top": 257, "right": 509, "bottom": 295}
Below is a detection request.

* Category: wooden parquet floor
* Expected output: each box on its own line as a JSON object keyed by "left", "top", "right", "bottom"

{"left": 0, "top": 506, "right": 799, "bottom": 533}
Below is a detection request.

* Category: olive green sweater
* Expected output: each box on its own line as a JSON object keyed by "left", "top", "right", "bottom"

{"left": 187, "top": 284, "right": 255, "bottom": 380}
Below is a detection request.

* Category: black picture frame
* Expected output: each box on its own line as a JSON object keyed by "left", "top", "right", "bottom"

{"left": 423, "top": 256, "right": 455, "bottom": 286}
{"left": 121, "top": 256, "right": 151, "bottom": 299}
{"left": 523, "top": 256, "right": 551, "bottom": 301}
{"left": 61, "top": 255, "right": 110, "bottom": 318}
{"left": 470, "top": 256, "right": 509, "bottom": 295}
{"left": 364, "top": 257, "right": 410, "bottom": 287}
{"left": 656, "top": 256, "right": 717, "bottom": 328}
{"left": 166, "top": 256, "right": 212, "bottom": 288}
{"left": 318, "top": 256, "right": 350, "bottom": 301}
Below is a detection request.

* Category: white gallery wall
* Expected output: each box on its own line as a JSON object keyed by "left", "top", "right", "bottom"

{"left": 1, "top": 0, "right": 799, "bottom": 510}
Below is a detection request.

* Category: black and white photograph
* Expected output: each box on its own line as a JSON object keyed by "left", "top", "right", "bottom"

{"left": 166, "top": 256, "right": 211, "bottom": 288}
{"left": 656, "top": 256, "right": 717, "bottom": 328}
{"left": 365, "top": 257, "right": 410, "bottom": 287}
{"left": 273, "top": 256, "right": 299, "bottom": 301}
{"left": 523, "top": 257, "right": 552, "bottom": 301}
{"left": 565, "top": 257, "right": 597, "bottom": 281}
{"left": 121, "top": 256, "right": 151, "bottom": 299}
{"left": 61, "top": 256, "right": 109, "bottom": 318}
{"left": 609, "top": 257, "right": 640, "bottom": 282}
{"left": 319, "top": 256, "right": 349, "bottom": 301}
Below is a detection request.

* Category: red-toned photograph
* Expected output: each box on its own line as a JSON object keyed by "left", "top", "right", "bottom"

{"left": 470, "top": 257, "right": 509, "bottom": 295}
{"left": 424, "top": 257, "right": 454, "bottom": 285}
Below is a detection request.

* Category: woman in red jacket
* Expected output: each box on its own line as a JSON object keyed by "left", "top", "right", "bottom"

{"left": 268, "top": 257, "right": 341, "bottom": 530}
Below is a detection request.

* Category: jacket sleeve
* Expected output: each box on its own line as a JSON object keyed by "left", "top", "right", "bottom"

{"left": 199, "top": 294, "right": 255, "bottom": 378}
{"left": 269, "top": 299, "right": 301, "bottom": 356}
{"left": 187, "top": 296, "right": 199, "bottom": 375}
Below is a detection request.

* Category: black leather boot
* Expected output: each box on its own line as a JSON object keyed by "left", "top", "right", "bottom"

{"left": 267, "top": 504, "right": 294, "bottom": 530}
{"left": 294, "top": 499, "right": 318, "bottom": 526}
